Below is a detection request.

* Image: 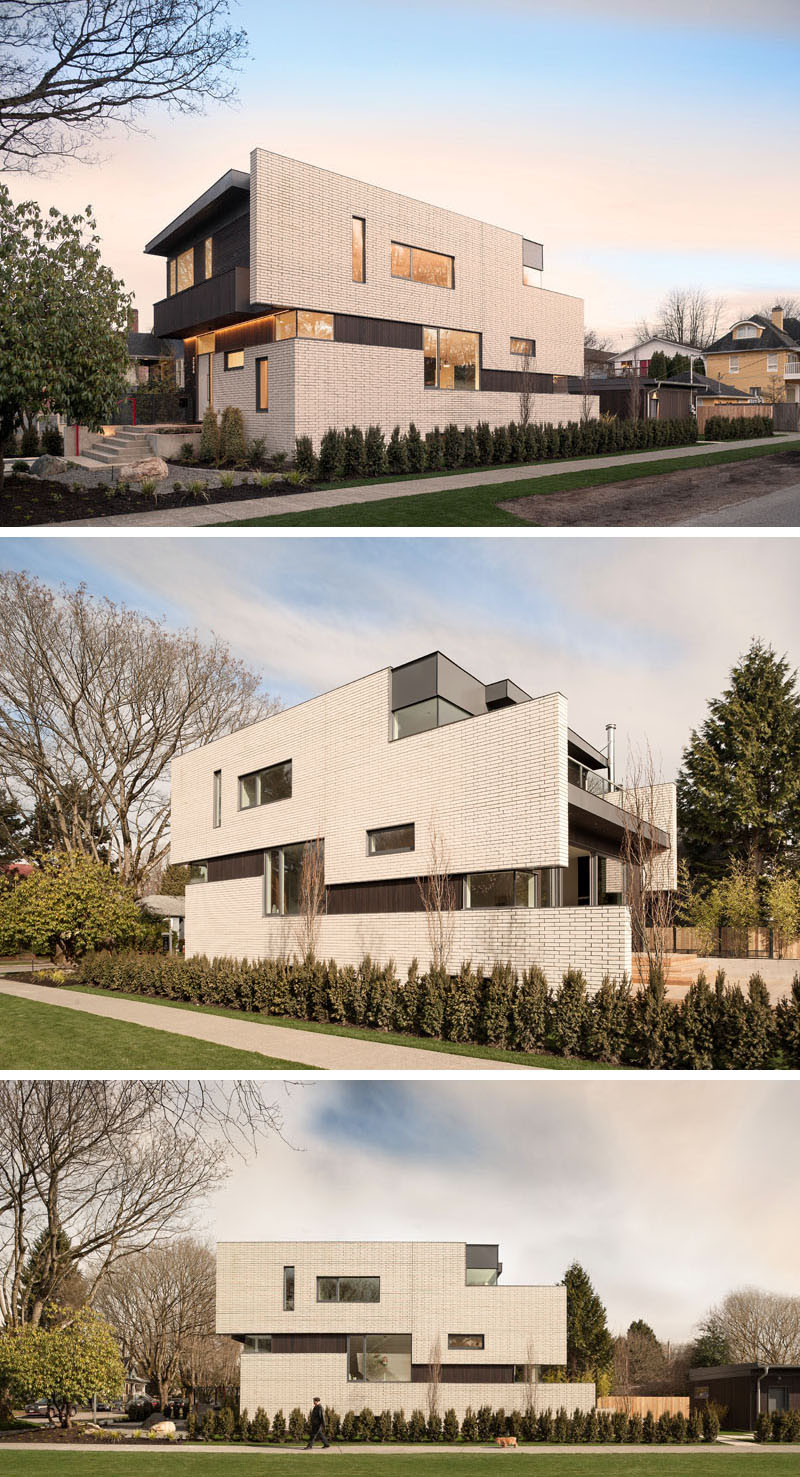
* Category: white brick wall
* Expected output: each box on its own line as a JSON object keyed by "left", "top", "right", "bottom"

{"left": 218, "top": 1241, "right": 596, "bottom": 1420}
{"left": 609, "top": 782, "right": 678, "bottom": 893}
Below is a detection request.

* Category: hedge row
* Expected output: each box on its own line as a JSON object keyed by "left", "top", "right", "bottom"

{"left": 755, "top": 1410, "right": 800, "bottom": 1443}
{"left": 73, "top": 952, "right": 800, "bottom": 1068}
{"left": 703, "top": 415, "right": 773, "bottom": 441}
{"left": 195, "top": 1404, "right": 717, "bottom": 1446}
{"left": 293, "top": 416, "right": 699, "bottom": 482}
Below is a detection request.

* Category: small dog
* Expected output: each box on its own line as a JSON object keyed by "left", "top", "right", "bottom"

{"left": 495, "top": 1436, "right": 518, "bottom": 1448}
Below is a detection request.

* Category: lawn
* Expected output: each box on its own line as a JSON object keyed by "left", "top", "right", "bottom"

{"left": 66, "top": 984, "right": 619, "bottom": 1071}
{"left": 225, "top": 441, "right": 800, "bottom": 527}
{"left": 0, "top": 993, "right": 313, "bottom": 1070}
{"left": 2, "top": 1450, "right": 797, "bottom": 1476}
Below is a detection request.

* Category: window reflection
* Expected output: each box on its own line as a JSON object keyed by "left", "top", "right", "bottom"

{"left": 391, "top": 242, "right": 453, "bottom": 289}
{"left": 176, "top": 248, "right": 194, "bottom": 293}
{"left": 352, "top": 217, "right": 365, "bottom": 282}
{"left": 297, "top": 310, "right": 334, "bottom": 339}
{"left": 423, "top": 328, "right": 479, "bottom": 391}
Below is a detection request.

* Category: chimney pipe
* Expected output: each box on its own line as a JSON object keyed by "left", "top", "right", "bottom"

{"left": 772, "top": 304, "right": 784, "bottom": 332}
{"left": 606, "top": 723, "right": 617, "bottom": 786}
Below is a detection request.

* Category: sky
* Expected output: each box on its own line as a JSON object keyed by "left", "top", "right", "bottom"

{"left": 2, "top": 533, "right": 799, "bottom": 783}
{"left": 6, "top": 0, "right": 798, "bottom": 345}
{"left": 205, "top": 1077, "right": 799, "bottom": 1344}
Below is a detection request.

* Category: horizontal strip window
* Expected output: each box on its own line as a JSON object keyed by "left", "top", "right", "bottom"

{"left": 424, "top": 327, "right": 479, "bottom": 391}
{"left": 348, "top": 1334, "right": 410, "bottom": 1383}
{"left": 368, "top": 823, "right": 415, "bottom": 856}
{"left": 224, "top": 349, "right": 244, "bottom": 370}
{"left": 239, "top": 760, "right": 291, "bottom": 810}
{"left": 391, "top": 241, "right": 454, "bottom": 289}
{"left": 243, "top": 1335, "right": 272, "bottom": 1352}
{"left": 266, "top": 839, "right": 324, "bottom": 918}
{"left": 511, "top": 337, "right": 535, "bottom": 357}
{"left": 275, "top": 309, "right": 334, "bottom": 341}
{"left": 392, "top": 695, "right": 470, "bottom": 739}
{"left": 318, "top": 1275, "right": 379, "bottom": 1303}
{"left": 465, "top": 868, "right": 567, "bottom": 909}
{"left": 448, "top": 1334, "right": 484, "bottom": 1350}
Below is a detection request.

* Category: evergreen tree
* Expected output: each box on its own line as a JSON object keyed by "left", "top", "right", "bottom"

{"left": 0, "top": 787, "right": 29, "bottom": 863}
{"left": 689, "top": 1319, "right": 731, "bottom": 1368}
{"left": 558, "top": 1262, "right": 613, "bottom": 1381}
{"left": 677, "top": 640, "right": 800, "bottom": 881}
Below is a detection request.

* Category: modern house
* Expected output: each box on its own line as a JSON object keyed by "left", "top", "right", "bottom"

{"left": 217, "top": 1240, "right": 595, "bottom": 1421}
{"left": 144, "top": 150, "right": 594, "bottom": 455}
{"left": 169, "top": 652, "right": 677, "bottom": 989}
{"left": 689, "top": 1365, "right": 800, "bottom": 1429}
{"left": 705, "top": 307, "right": 800, "bottom": 404}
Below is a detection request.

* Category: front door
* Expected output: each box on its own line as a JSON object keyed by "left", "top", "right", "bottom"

{"left": 767, "top": 1387, "right": 788, "bottom": 1414}
{"left": 197, "top": 353, "right": 212, "bottom": 418}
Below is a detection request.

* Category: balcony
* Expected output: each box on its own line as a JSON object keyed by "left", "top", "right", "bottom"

{"left": 567, "top": 756, "right": 617, "bottom": 798}
{"left": 153, "top": 266, "right": 251, "bottom": 338}
{"left": 785, "top": 359, "right": 800, "bottom": 379}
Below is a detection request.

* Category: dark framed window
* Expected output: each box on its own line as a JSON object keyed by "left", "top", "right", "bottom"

{"left": 317, "top": 1275, "right": 380, "bottom": 1303}
{"left": 212, "top": 770, "right": 222, "bottom": 828}
{"left": 465, "top": 870, "right": 538, "bottom": 909}
{"left": 392, "top": 695, "right": 470, "bottom": 739}
{"left": 244, "top": 1335, "right": 272, "bottom": 1352}
{"left": 188, "top": 860, "right": 208, "bottom": 884}
{"left": 511, "top": 337, "right": 535, "bottom": 357}
{"left": 239, "top": 759, "right": 291, "bottom": 810}
{"left": 448, "top": 1334, "right": 484, "bottom": 1350}
{"left": 256, "top": 357, "right": 269, "bottom": 412}
{"left": 265, "top": 839, "right": 324, "bottom": 918}
{"left": 368, "top": 823, "right": 415, "bottom": 856}
{"left": 225, "top": 350, "right": 244, "bottom": 370}
{"left": 352, "top": 217, "right": 366, "bottom": 282}
{"left": 283, "top": 1266, "right": 295, "bottom": 1312}
{"left": 423, "top": 327, "right": 479, "bottom": 390}
{"left": 205, "top": 237, "right": 213, "bottom": 279}
{"left": 347, "top": 1334, "right": 410, "bottom": 1382}
{"left": 391, "top": 241, "right": 453, "bottom": 289}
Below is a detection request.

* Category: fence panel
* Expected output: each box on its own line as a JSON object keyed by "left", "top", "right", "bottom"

{"left": 773, "top": 402, "right": 800, "bottom": 432}
{"left": 597, "top": 1396, "right": 690, "bottom": 1418}
{"left": 697, "top": 402, "right": 772, "bottom": 435}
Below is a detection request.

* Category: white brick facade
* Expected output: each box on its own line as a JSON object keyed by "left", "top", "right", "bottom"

{"left": 217, "top": 1241, "right": 595, "bottom": 1421}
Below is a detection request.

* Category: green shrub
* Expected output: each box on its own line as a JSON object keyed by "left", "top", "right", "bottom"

{"left": 216, "top": 1406, "right": 235, "bottom": 1440}
{"left": 364, "top": 424, "right": 387, "bottom": 477}
{"left": 287, "top": 1407, "right": 307, "bottom": 1442}
{"left": 582, "top": 1409, "right": 598, "bottom": 1443}
{"left": 235, "top": 1407, "right": 249, "bottom": 1441}
{"left": 201, "top": 1409, "right": 216, "bottom": 1441}
{"left": 219, "top": 405, "right": 247, "bottom": 464}
{"left": 179, "top": 441, "right": 195, "bottom": 463}
{"left": 479, "top": 961, "right": 514, "bottom": 1046}
{"left": 702, "top": 1406, "right": 719, "bottom": 1443}
{"left": 703, "top": 414, "right": 772, "bottom": 441}
{"left": 376, "top": 1409, "right": 393, "bottom": 1442}
{"left": 587, "top": 974, "right": 631, "bottom": 1063}
{"left": 406, "top": 422, "right": 426, "bottom": 472}
{"left": 324, "top": 1407, "right": 341, "bottom": 1440}
{"left": 475, "top": 420, "right": 493, "bottom": 465}
{"left": 536, "top": 1410, "right": 553, "bottom": 1442}
{"left": 671, "top": 1412, "right": 687, "bottom": 1443}
{"left": 270, "top": 1408, "right": 286, "bottom": 1441}
{"left": 492, "top": 423, "right": 510, "bottom": 462}
{"left": 21, "top": 423, "right": 40, "bottom": 456}
{"left": 507, "top": 420, "right": 524, "bottom": 461}
{"left": 754, "top": 1413, "right": 771, "bottom": 1444}
{"left": 476, "top": 1405, "right": 494, "bottom": 1441}
{"left": 41, "top": 427, "right": 64, "bottom": 455}
{"left": 294, "top": 435, "right": 317, "bottom": 478}
{"left": 12, "top": 459, "right": 29, "bottom": 473}
{"left": 343, "top": 425, "right": 366, "bottom": 478}
{"left": 248, "top": 437, "right": 268, "bottom": 469}
{"left": 568, "top": 1409, "right": 585, "bottom": 1442}
{"left": 427, "top": 1411, "right": 443, "bottom": 1441}
{"left": 642, "top": 1411, "right": 655, "bottom": 1443}
{"left": 424, "top": 426, "right": 444, "bottom": 470}
{"left": 185, "top": 1407, "right": 198, "bottom": 1440}
{"left": 443, "top": 423, "right": 463, "bottom": 468}
{"left": 198, "top": 406, "right": 220, "bottom": 462}
{"left": 550, "top": 968, "right": 589, "bottom": 1056}
{"left": 687, "top": 1410, "right": 704, "bottom": 1443}
{"left": 775, "top": 976, "right": 800, "bottom": 1065}
{"left": 596, "top": 1411, "right": 613, "bottom": 1443}
{"left": 511, "top": 964, "right": 548, "bottom": 1052}
{"left": 461, "top": 1407, "right": 478, "bottom": 1441}
{"left": 628, "top": 1413, "right": 644, "bottom": 1443}
{"left": 408, "top": 1408, "right": 427, "bottom": 1441}
{"left": 655, "top": 1412, "right": 672, "bottom": 1444}
{"left": 318, "top": 428, "right": 345, "bottom": 481}
{"left": 387, "top": 425, "right": 408, "bottom": 475}
{"left": 393, "top": 1409, "right": 408, "bottom": 1441}
{"left": 341, "top": 1411, "right": 356, "bottom": 1442}
{"left": 462, "top": 425, "right": 478, "bottom": 465}
{"left": 357, "top": 1407, "right": 375, "bottom": 1442}
{"left": 611, "top": 1411, "right": 628, "bottom": 1443}
{"left": 552, "top": 1407, "right": 569, "bottom": 1443}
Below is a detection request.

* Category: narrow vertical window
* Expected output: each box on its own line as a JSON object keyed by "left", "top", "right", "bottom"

{"left": 352, "top": 216, "right": 365, "bottom": 282}
{"left": 212, "top": 770, "right": 222, "bottom": 829}
{"left": 283, "top": 1266, "right": 295, "bottom": 1311}
{"left": 256, "top": 357, "right": 269, "bottom": 411}
{"left": 205, "top": 237, "right": 213, "bottom": 279}
{"left": 168, "top": 259, "right": 177, "bottom": 296}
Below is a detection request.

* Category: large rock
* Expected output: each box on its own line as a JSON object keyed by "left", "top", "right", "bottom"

{"left": 30, "top": 454, "right": 68, "bottom": 477}
{"left": 124, "top": 457, "right": 169, "bottom": 483}
{"left": 146, "top": 1420, "right": 176, "bottom": 1437}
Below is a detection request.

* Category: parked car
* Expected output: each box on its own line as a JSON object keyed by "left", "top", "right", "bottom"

{"left": 25, "top": 1400, "right": 51, "bottom": 1416}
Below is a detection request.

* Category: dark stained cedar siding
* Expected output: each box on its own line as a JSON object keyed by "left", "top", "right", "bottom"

{"left": 326, "top": 877, "right": 463, "bottom": 915}
{"left": 271, "top": 1334, "right": 348, "bottom": 1354}
{"left": 207, "top": 850, "right": 264, "bottom": 884}
{"left": 412, "top": 1364, "right": 516, "bottom": 1383}
{"left": 335, "top": 314, "right": 423, "bottom": 350}
{"left": 215, "top": 317, "right": 276, "bottom": 352}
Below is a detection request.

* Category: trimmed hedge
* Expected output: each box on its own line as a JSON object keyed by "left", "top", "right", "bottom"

{"left": 72, "top": 952, "right": 800, "bottom": 1069}
{"left": 294, "top": 416, "right": 699, "bottom": 482}
{"left": 703, "top": 415, "right": 773, "bottom": 441}
{"left": 192, "top": 1403, "right": 711, "bottom": 1445}
{"left": 755, "top": 1409, "right": 800, "bottom": 1443}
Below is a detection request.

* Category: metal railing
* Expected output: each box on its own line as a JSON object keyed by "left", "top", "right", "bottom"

{"left": 568, "top": 757, "right": 618, "bottom": 798}
{"left": 785, "top": 360, "right": 800, "bottom": 377}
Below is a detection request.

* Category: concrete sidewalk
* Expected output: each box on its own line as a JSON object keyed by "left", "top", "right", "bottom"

{"left": 0, "top": 979, "right": 532, "bottom": 1072}
{"left": 0, "top": 1437, "right": 775, "bottom": 1454}
{"left": 56, "top": 435, "right": 800, "bottom": 528}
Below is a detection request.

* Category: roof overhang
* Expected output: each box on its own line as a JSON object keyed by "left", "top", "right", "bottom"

{"left": 568, "top": 784, "right": 670, "bottom": 851}
{"left": 145, "top": 169, "right": 250, "bottom": 256}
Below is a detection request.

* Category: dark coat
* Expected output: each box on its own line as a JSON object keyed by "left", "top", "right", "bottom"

{"left": 310, "top": 1404, "right": 326, "bottom": 1432}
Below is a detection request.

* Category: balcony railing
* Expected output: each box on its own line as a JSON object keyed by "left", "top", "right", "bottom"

{"left": 785, "top": 360, "right": 800, "bottom": 378}
{"left": 568, "top": 757, "right": 618, "bottom": 798}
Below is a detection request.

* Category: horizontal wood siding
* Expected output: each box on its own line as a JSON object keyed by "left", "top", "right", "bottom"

{"left": 271, "top": 1334, "right": 348, "bottom": 1354}
{"left": 215, "top": 315, "right": 277, "bottom": 353}
{"left": 154, "top": 267, "right": 251, "bottom": 337}
{"left": 207, "top": 850, "right": 264, "bottom": 884}
{"left": 334, "top": 314, "right": 423, "bottom": 350}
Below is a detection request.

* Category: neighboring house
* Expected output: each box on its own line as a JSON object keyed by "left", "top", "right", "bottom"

{"left": 705, "top": 307, "right": 800, "bottom": 404}
{"left": 138, "top": 893, "right": 186, "bottom": 952}
{"left": 0, "top": 859, "right": 34, "bottom": 881}
{"left": 125, "top": 308, "right": 179, "bottom": 387}
{"left": 144, "top": 150, "right": 594, "bottom": 455}
{"left": 216, "top": 1240, "right": 596, "bottom": 1421}
{"left": 593, "top": 371, "right": 754, "bottom": 421}
{"left": 169, "top": 651, "right": 676, "bottom": 990}
{"left": 611, "top": 337, "right": 704, "bottom": 376}
{"left": 584, "top": 346, "right": 615, "bottom": 379}
{"left": 689, "top": 1365, "right": 800, "bottom": 1429}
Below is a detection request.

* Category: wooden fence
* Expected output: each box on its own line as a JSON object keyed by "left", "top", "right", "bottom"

{"left": 697, "top": 402, "right": 771, "bottom": 434}
{"left": 597, "top": 1396, "right": 690, "bottom": 1418}
{"left": 643, "top": 924, "right": 800, "bottom": 960}
{"left": 773, "top": 402, "right": 800, "bottom": 432}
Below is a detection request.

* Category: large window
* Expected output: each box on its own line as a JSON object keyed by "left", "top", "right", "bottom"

{"left": 317, "top": 1276, "right": 380, "bottom": 1303}
{"left": 265, "top": 840, "right": 323, "bottom": 917}
{"left": 244, "top": 1335, "right": 272, "bottom": 1352}
{"left": 239, "top": 760, "right": 292, "bottom": 810}
{"left": 284, "top": 1266, "right": 295, "bottom": 1312}
{"left": 347, "top": 1334, "right": 410, "bottom": 1383}
{"left": 256, "top": 357, "right": 269, "bottom": 411}
{"left": 275, "top": 309, "right": 334, "bottom": 341}
{"left": 448, "top": 1335, "right": 484, "bottom": 1350}
{"left": 352, "top": 217, "right": 365, "bottom": 282}
{"left": 423, "top": 327, "right": 479, "bottom": 390}
{"left": 465, "top": 870, "right": 537, "bottom": 909}
{"left": 176, "top": 247, "right": 194, "bottom": 293}
{"left": 188, "top": 860, "right": 208, "bottom": 885}
{"left": 392, "top": 695, "right": 470, "bottom": 739}
{"left": 368, "top": 823, "right": 415, "bottom": 855}
{"left": 392, "top": 242, "right": 453, "bottom": 289}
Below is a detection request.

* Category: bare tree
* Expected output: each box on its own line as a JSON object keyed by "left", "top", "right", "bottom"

{"left": 296, "top": 838, "right": 325, "bottom": 961}
{"left": 517, "top": 350, "right": 536, "bottom": 430}
{"left": 616, "top": 743, "right": 676, "bottom": 987}
{"left": 524, "top": 1337, "right": 539, "bottom": 1417}
{"left": 0, "top": 572, "right": 280, "bottom": 885}
{"left": 0, "top": 1081, "right": 285, "bottom": 1335}
{"left": 0, "top": 0, "right": 248, "bottom": 172}
{"left": 759, "top": 298, "right": 800, "bottom": 321}
{"left": 417, "top": 816, "right": 456, "bottom": 974}
{"left": 702, "top": 1288, "right": 800, "bottom": 1365}
{"left": 649, "top": 288, "right": 724, "bottom": 350}
{"left": 625, "top": 364, "right": 641, "bottom": 422}
{"left": 426, "top": 1333, "right": 442, "bottom": 1422}
{"left": 96, "top": 1239, "right": 216, "bottom": 1411}
{"left": 182, "top": 1329, "right": 240, "bottom": 1409}
{"left": 764, "top": 374, "right": 785, "bottom": 405}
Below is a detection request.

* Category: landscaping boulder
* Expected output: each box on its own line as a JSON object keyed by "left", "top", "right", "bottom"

{"left": 146, "top": 1420, "right": 176, "bottom": 1437}
{"left": 30, "top": 454, "right": 68, "bottom": 477}
{"left": 124, "top": 456, "right": 169, "bottom": 483}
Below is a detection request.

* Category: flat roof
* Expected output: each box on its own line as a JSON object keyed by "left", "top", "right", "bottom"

{"left": 145, "top": 169, "right": 250, "bottom": 256}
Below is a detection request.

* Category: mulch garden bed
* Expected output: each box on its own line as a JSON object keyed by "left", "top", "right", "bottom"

{"left": 0, "top": 473, "right": 308, "bottom": 525}
{"left": 0, "top": 1426, "right": 178, "bottom": 1444}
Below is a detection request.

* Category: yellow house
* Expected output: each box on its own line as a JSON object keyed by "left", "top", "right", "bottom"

{"left": 705, "top": 305, "right": 800, "bottom": 405}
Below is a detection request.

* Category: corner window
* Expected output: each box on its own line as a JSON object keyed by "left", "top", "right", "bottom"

{"left": 392, "top": 696, "right": 470, "bottom": 739}
{"left": 464, "top": 870, "right": 538, "bottom": 908}
{"left": 176, "top": 247, "right": 194, "bottom": 293}
{"left": 283, "top": 1266, "right": 295, "bottom": 1311}
{"left": 298, "top": 310, "right": 334, "bottom": 340}
{"left": 225, "top": 350, "right": 244, "bottom": 370}
{"left": 466, "top": 1245, "right": 500, "bottom": 1285}
{"left": 448, "top": 1335, "right": 484, "bottom": 1350}
{"left": 352, "top": 217, "right": 365, "bottom": 282}
{"left": 188, "top": 860, "right": 208, "bottom": 885}
{"left": 256, "top": 357, "right": 269, "bottom": 411}
{"left": 239, "top": 760, "right": 291, "bottom": 810}
{"left": 213, "top": 770, "right": 222, "bottom": 828}
{"left": 511, "top": 337, "right": 535, "bottom": 357}
{"left": 205, "top": 237, "right": 213, "bottom": 279}
{"left": 368, "top": 823, "right": 415, "bottom": 856}
{"left": 347, "top": 1334, "right": 410, "bottom": 1383}
{"left": 317, "top": 1275, "right": 380, "bottom": 1303}
{"left": 392, "top": 241, "right": 453, "bottom": 289}
{"left": 244, "top": 1335, "right": 272, "bottom": 1352}
{"left": 522, "top": 238, "right": 543, "bottom": 286}
{"left": 275, "top": 310, "right": 297, "bottom": 340}
{"left": 423, "top": 327, "right": 479, "bottom": 390}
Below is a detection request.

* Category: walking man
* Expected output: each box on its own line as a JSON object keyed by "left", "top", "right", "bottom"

{"left": 305, "top": 1397, "right": 330, "bottom": 1449}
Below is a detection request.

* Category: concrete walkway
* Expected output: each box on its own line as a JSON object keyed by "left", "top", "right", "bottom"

{"left": 0, "top": 979, "right": 532, "bottom": 1072}
{"left": 0, "top": 1437, "right": 780, "bottom": 1454}
{"left": 55, "top": 435, "right": 800, "bottom": 527}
